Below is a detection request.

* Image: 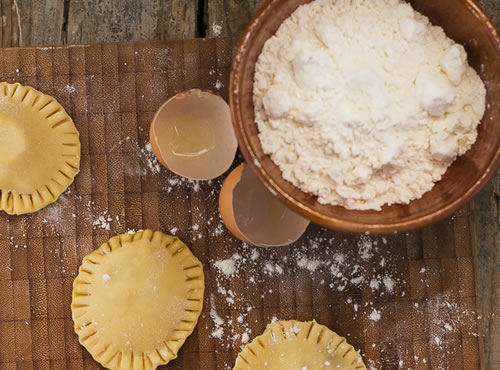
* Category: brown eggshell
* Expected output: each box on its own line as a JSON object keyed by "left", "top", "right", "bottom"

{"left": 219, "top": 164, "right": 252, "bottom": 244}
{"left": 149, "top": 121, "right": 169, "bottom": 169}
{"left": 219, "top": 163, "right": 310, "bottom": 247}
{"left": 150, "top": 89, "right": 238, "bottom": 180}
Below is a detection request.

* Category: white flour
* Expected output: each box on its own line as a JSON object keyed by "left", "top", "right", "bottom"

{"left": 141, "top": 143, "right": 162, "bottom": 174}
{"left": 214, "top": 253, "right": 242, "bottom": 277}
{"left": 368, "top": 308, "right": 381, "bottom": 322}
{"left": 207, "top": 233, "right": 481, "bottom": 368}
{"left": 254, "top": 0, "right": 486, "bottom": 210}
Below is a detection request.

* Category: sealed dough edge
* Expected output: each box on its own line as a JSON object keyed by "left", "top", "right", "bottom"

{"left": 0, "top": 82, "right": 80, "bottom": 215}
{"left": 71, "top": 230, "right": 205, "bottom": 370}
{"left": 233, "top": 320, "right": 366, "bottom": 370}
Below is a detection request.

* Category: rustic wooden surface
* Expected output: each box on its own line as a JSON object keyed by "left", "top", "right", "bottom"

{"left": 0, "top": 0, "right": 497, "bottom": 368}
{"left": 0, "top": 39, "right": 486, "bottom": 370}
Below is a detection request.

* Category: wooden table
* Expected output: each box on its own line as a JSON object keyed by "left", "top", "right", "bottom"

{"left": 1, "top": 0, "right": 498, "bottom": 368}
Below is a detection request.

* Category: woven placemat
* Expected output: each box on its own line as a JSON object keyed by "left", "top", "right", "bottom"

{"left": 0, "top": 39, "right": 482, "bottom": 370}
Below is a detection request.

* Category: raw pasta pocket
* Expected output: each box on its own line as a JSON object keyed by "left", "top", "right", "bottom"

{"left": 0, "top": 82, "right": 80, "bottom": 214}
{"left": 234, "top": 320, "right": 366, "bottom": 370}
{"left": 72, "top": 230, "right": 205, "bottom": 370}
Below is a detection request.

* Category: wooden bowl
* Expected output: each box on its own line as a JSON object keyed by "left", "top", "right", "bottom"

{"left": 230, "top": 0, "right": 500, "bottom": 234}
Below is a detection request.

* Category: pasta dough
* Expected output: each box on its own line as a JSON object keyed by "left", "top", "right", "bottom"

{"left": 72, "top": 230, "right": 205, "bottom": 370}
{"left": 0, "top": 82, "right": 80, "bottom": 214}
{"left": 234, "top": 320, "right": 366, "bottom": 370}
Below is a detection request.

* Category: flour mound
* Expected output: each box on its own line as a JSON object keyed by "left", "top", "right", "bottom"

{"left": 253, "top": 0, "right": 486, "bottom": 210}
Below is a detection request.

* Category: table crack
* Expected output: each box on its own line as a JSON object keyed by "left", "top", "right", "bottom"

{"left": 197, "top": 0, "right": 207, "bottom": 37}
{"left": 61, "top": 0, "right": 71, "bottom": 44}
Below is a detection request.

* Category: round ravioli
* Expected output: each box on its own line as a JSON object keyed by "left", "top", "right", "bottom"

{"left": 72, "top": 230, "right": 205, "bottom": 370}
{"left": 0, "top": 82, "right": 80, "bottom": 214}
{"left": 234, "top": 320, "right": 366, "bottom": 370}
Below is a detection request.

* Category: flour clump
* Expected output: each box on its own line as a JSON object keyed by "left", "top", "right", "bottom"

{"left": 253, "top": 0, "right": 486, "bottom": 210}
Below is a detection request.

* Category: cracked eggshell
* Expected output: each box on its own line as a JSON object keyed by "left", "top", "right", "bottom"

{"left": 219, "top": 163, "right": 310, "bottom": 247}
{"left": 149, "top": 89, "right": 238, "bottom": 180}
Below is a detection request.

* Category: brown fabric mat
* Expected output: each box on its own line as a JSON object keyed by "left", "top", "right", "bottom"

{"left": 0, "top": 39, "right": 483, "bottom": 370}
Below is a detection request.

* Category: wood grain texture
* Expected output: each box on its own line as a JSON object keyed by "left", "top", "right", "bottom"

{"left": 206, "top": 0, "right": 266, "bottom": 38}
{"left": 66, "top": 0, "right": 161, "bottom": 44}
{"left": 481, "top": 0, "right": 500, "bottom": 28}
{"left": 0, "top": 42, "right": 486, "bottom": 370}
{"left": 1, "top": 0, "right": 21, "bottom": 47}
{"left": 473, "top": 178, "right": 500, "bottom": 370}
{"left": 156, "top": 0, "right": 199, "bottom": 39}
{"left": 10, "top": 0, "right": 64, "bottom": 46}
{"left": 0, "top": 0, "right": 499, "bottom": 367}
{"left": 10, "top": 0, "right": 199, "bottom": 46}
{"left": 471, "top": 2, "right": 500, "bottom": 369}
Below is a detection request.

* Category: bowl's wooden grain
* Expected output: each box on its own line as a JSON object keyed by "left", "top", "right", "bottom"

{"left": 230, "top": 0, "right": 500, "bottom": 234}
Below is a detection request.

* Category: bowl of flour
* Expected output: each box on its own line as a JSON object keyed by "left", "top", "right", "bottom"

{"left": 230, "top": 0, "right": 500, "bottom": 233}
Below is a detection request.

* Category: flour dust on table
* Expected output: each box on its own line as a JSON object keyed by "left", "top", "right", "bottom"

{"left": 208, "top": 230, "right": 480, "bottom": 369}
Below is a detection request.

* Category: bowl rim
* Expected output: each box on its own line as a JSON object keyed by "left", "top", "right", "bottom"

{"left": 229, "top": 0, "right": 500, "bottom": 234}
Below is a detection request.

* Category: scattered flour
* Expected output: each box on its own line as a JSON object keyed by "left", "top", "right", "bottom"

{"left": 213, "top": 223, "right": 224, "bottom": 236}
{"left": 369, "top": 309, "right": 381, "bottom": 322}
{"left": 370, "top": 279, "right": 381, "bottom": 291}
{"left": 92, "top": 211, "right": 113, "bottom": 231}
{"left": 297, "top": 256, "right": 323, "bottom": 272}
{"left": 141, "top": 143, "right": 161, "bottom": 174}
{"left": 241, "top": 332, "right": 250, "bottom": 344}
{"left": 263, "top": 262, "right": 283, "bottom": 275}
{"left": 208, "top": 234, "right": 409, "bottom": 354}
{"left": 250, "top": 249, "right": 260, "bottom": 261}
{"left": 358, "top": 236, "right": 375, "bottom": 261}
{"left": 210, "top": 296, "right": 225, "bottom": 339}
{"left": 64, "top": 84, "right": 76, "bottom": 94}
{"left": 383, "top": 276, "right": 395, "bottom": 293}
{"left": 214, "top": 253, "right": 241, "bottom": 277}
{"left": 212, "top": 22, "right": 223, "bottom": 37}
{"left": 163, "top": 175, "right": 202, "bottom": 193}
{"left": 205, "top": 231, "right": 483, "bottom": 369}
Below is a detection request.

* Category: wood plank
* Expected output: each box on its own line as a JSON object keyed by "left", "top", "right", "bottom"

{"left": 1, "top": 0, "right": 499, "bottom": 366}
{"left": 1, "top": 0, "right": 20, "bottom": 47}
{"left": 471, "top": 2, "right": 500, "bottom": 368}
{"left": 156, "top": 0, "right": 199, "bottom": 39}
{"left": 206, "top": 0, "right": 265, "bottom": 38}
{"left": 66, "top": 0, "right": 198, "bottom": 44}
{"left": 66, "top": 0, "right": 160, "bottom": 44}
{"left": 0, "top": 39, "right": 483, "bottom": 369}
{"left": 473, "top": 174, "right": 500, "bottom": 369}
{"left": 482, "top": 0, "right": 500, "bottom": 27}
{"left": 13, "top": 0, "right": 65, "bottom": 46}
{"left": 11, "top": 0, "right": 199, "bottom": 46}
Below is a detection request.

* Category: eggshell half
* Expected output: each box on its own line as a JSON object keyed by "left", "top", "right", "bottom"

{"left": 150, "top": 89, "right": 238, "bottom": 180}
{"left": 219, "top": 164, "right": 252, "bottom": 244}
{"left": 219, "top": 163, "right": 310, "bottom": 247}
